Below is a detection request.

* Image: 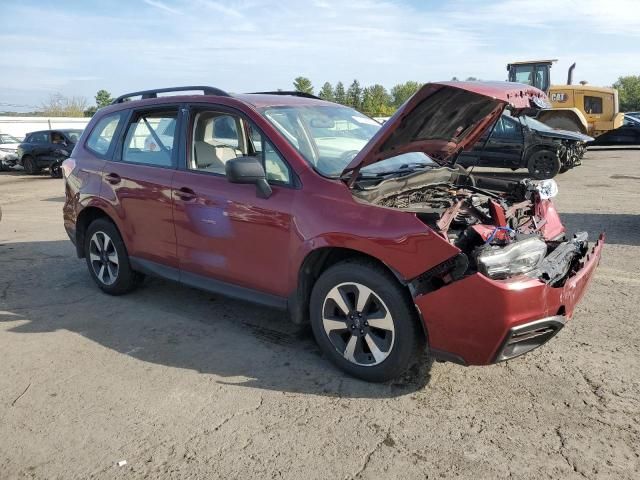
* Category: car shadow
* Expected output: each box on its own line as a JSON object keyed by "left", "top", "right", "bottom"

{"left": 0, "top": 240, "right": 432, "bottom": 399}
{"left": 560, "top": 213, "right": 640, "bottom": 247}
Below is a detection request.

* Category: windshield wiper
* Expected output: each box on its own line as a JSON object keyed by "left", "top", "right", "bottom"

{"left": 359, "top": 163, "right": 432, "bottom": 179}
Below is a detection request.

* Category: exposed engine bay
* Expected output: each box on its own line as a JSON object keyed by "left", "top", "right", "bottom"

{"left": 353, "top": 167, "right": 589, "bottom": 289}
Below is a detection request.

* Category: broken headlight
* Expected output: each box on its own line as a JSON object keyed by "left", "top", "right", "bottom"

{"left": 476, "top": 237, "right": 547, "bottom": 279}
{"left": 535, "top": 179, "right": 558, "bottom": 200}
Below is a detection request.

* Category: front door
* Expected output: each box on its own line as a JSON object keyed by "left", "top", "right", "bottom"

{"left": 172, "top": 106, "right": 296, "bottom": 298}
{"left": 479, "top": 116, "right": 524, "bottom": 167}
{"left": 100, "top": 107, "right": 180, "bottom": 269}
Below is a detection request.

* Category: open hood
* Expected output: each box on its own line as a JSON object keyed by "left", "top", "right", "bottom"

{"left": 342, "top": 81, "right": 549, "bottom": 184}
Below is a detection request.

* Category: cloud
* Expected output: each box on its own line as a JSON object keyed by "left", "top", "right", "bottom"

{"left": 0, "top": 0, "right": 637, "bottom": 110}
{"left": 142, "top": 0, "right": 183, "bottom": 15}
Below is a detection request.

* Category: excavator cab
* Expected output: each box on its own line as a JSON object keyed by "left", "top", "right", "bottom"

{"left": 507, "top": 60, "right": 556, "bottom": 93}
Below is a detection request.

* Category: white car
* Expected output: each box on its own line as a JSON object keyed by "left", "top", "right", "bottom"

{"left": 0, "top": 133, "right": 21, "bottom": 170}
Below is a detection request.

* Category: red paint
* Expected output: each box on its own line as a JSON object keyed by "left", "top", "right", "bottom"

{"left": 63, "top": 82, "right": 600, "bottom": 367}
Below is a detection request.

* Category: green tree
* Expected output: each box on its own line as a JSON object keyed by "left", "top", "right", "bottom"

{"left": 95, "top": 89, "right": 113, "bottom": 108}
{"left": 390, "top": 81, "right": 422, "bottom": 108}
{"left": 465, "top": 76, "right": 478, "bottom": 81}
{"left": 334, "top": 81, "right": 346, "bottom": 104}
{"left": 346, "top": 79, "right": 363, "bottom": 109}
{"left": 293, "top": 76, "right": 314, "bottom": 95}
{"left": 368, "top": 84, "right": 392, "bottom": 116}
{"left": 318, "top": 82, "right": 334, "bottom": 101}
{"left": 613, "top": 75, "right": 640, "bottom": 111}
{"left": 361, "top": 87, "right": 374, "bottom": 115}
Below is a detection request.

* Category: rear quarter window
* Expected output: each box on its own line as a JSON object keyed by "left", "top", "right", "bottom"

{"left": 86, "top": 112, "right": 125, "bottom": 156}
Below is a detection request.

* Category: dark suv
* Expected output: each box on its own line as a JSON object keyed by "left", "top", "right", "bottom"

{"left": 17, "top": 129, "right": 83, "bottom": 176}
{"left": 63, "top": 83, "right": 603, "bottom": 382}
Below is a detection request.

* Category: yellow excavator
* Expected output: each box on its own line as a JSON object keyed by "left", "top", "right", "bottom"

{"left": 507, "top": 60, "right": 624, "bottom": 137}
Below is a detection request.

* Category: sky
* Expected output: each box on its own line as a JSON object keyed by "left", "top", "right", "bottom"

{"left": 1, "top": 0, "right": 638, "bottom": 111}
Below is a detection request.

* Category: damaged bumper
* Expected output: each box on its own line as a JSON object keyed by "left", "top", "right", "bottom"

{"left": 415, "top": 233, "right": 604, "bottom": 365}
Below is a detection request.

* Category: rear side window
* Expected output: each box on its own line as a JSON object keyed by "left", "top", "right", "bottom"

{"left": 87, "top": 113, "right": 124, "bottom": 156}
{"left": 584, "top": 96, "right": 603, "bottom": 114}
{"left": 122, "top": 110, "right": 178, "bottom": 167}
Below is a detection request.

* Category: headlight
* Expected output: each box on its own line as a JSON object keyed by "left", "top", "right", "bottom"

{"left": 476, "top": 237, "right": 547, "bottom": 279}
{"left": 536, "top": 179, "right": 558, "bottom": 199}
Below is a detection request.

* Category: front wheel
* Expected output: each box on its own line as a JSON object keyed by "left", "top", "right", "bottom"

{"left": 310, "top": 260, "right": 424, "bottom": 382}
{"left": 527, "top": 149, "right": 561, "bottom": 180}
{"left": 84, "top": 218, "right": 142, "bottom": 295}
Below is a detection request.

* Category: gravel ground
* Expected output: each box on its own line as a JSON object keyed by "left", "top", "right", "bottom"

{"left": 1, "top": 149, "right": 639, "bottom": 479}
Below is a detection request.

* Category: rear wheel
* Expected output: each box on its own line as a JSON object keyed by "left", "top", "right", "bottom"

{"left": 310, "top": 260, "right": 423, "bottom": 382}
{"left": 84, "top": 218, "right": 142, "bottom": 295}
{"left": 22, "top": 156, "right": 40, "bottom": 175}
{"left": 527, "top": 149, "right": 561, "bottom": 179}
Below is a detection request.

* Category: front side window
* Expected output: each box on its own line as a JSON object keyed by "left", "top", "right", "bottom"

{"left": 492, "top": 116, "right": 521, "bottom": 138}
{"left": 86, "top": 112, "right": 124, "bottom": 155}
{"left": 191, "top": 110, "right": 291, "bottom": 184}
{"left": 123, "top": 110, "right": 178, "bottom": 167}
{"left": 29, "top": 132, "right": 48, "bottom": 143}
{"left": 584, "top": 96, "right": 603, "bottom": 114}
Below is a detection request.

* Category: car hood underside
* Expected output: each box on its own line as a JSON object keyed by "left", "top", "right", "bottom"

{"left": 342, "top": 81, "right": 549, "bottom": 185}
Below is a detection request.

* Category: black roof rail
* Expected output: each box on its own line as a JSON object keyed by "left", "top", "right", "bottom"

{"left": 248, "top": 91, "right": 322, "bottom": 100}
{"left": 112, "top": 86, "right": 230, "bottom": 104}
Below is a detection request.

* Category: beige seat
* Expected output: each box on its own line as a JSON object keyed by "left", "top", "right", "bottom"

{"left": 193, "top": 113, "right": 242, "bottom": 172}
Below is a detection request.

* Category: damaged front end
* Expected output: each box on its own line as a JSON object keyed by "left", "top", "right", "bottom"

{"left": 353, "top": 167, "right": 592, "bottom": 292}
{"left": 353, "top": 166, "right": 604, "bottom": 365}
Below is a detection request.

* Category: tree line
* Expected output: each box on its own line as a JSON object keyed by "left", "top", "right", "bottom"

{"left": 294, "top": 76, "right": 423, "bottom": 117}
{"left": 27, "top": 75, "right": 640, "bottom": 118}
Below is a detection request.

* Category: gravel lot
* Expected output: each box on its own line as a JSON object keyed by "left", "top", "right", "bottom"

{"left": 1, "top": 149, "right": 639, "bottom": 479}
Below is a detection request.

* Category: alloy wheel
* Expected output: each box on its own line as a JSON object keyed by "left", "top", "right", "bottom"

{"left": 532, "top": 151, "right": 556, "bottom": 177}
{"left": 321, "top": 282, "right": 395, "bottom": 366}
{"left": 89, "top": 231, "right": 119, "bottom": 285}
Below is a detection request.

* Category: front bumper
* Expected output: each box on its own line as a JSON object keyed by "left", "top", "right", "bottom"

{"left": 415, "top": 233, "right": 604, "bottom": 365}
{"left": 0, "top": 152, "right": 18, "bottom": 166}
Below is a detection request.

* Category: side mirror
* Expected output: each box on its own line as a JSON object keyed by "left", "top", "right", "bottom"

{"left": 225, "top": 156, "right": 272, "bottom": 199}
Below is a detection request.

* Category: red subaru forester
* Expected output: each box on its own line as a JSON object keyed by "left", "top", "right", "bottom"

{"left": 63, "top": 82, "right": 603, "bottom": 382}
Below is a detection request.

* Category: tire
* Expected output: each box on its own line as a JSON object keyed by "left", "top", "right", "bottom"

{"left": 84, "top": 218, "right": 142, "bottom": 295}
{"left": 527, "top": 149, "right": 561, "bottom": 180}
{"left": 309, "top": 259, "right": 424, "bottom": 382}
{"left": 22, "top": 156, "right": 40, "bottom": 175}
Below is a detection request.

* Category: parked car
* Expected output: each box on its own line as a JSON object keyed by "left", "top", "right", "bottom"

{"left": 62, "top": 83, "right": 603, "bottom": 382}
{"left": 17, "top": 129, "right": 83, "bottom": 175}
{"left": 588, "top": 114, "right": 640, "bottom": 147}
{"left": 0, "top": 133, "right": 22, "bottom": 171}
{"left": 457, "top": 114, "right": 593, "bottom": 178}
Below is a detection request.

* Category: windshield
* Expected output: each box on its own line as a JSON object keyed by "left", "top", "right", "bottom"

{"left": 0, "top": 134, "right": 21, "bottom": 143}
{"left": 62, "top": 130, "right": 83, "bottom": 142}
{"left": 260, "top": 105, "right": 434, "bottom": 177}
{"left": 520, "top": 115, "right": 555, "bottom": 132}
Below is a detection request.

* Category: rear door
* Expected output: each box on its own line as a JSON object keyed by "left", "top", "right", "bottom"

{"left": 171, "top": 104, "right": 296, "bottom": 298}
{"left": 100, "top": 106, "right": 181, "bottom": 270}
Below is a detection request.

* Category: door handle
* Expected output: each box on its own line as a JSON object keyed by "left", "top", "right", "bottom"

{"left": 175, "top": 187, "right": 196, "bottom": 201}
{"left": 105, "top": 173, "right": 121, "bottom": 185}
